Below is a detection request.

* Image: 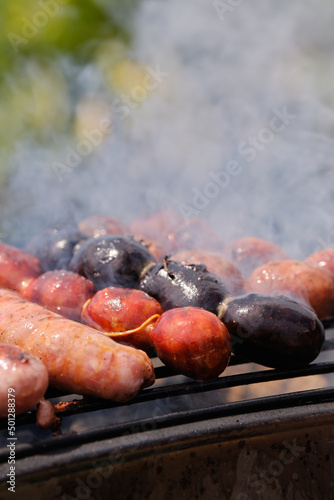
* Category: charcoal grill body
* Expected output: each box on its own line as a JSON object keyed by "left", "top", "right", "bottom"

{"left": 1, "top": 329, "right": 334, "bottom": 500}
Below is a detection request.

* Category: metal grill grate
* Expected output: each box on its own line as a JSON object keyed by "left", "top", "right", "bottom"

{"left": 1, "top": 326, "right": 334, "bottom": 463}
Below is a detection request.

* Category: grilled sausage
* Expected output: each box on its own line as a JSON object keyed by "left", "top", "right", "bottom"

{"left": 0, "top": 343, "right": 49, "bottom": 417}
{"left": 171, "top": 250, "right": 244, "bottom": 295}
{"left": 168, "top": 218, "right": 224, "bottom": 253}
{"left": 151, "top": 307, "right": 231, "bottom": 381}
{"left": 305, "top": 248, "right": 334, "bottom": 280}
{"left": 82, "top": 286, "right": 162, "bottom": 352}
{"left": 0, "top": 289, "right": 155, "bottom": 401}
{"left": 69, "top": 236, "right": 155, "bottom": 290}
{"left": 139, "top": 259, "right": 230, "bottom": 315}
{"left": 245, "top": 260, "right": 334, "bottom": 320}
{"left": 220, "top": 294, "right": 325, "bottom": 368}
{"left": 0, "top": 242, "right": 42, "bottom": 293}
{"left": 130, "top": 209, "right": 183, "bottom": 252}
{"left": 26, "top": 225, "right": 87, "bottom": 272}
{"left": 223, "top": 237, "right": 289, "bottom": 279}
{"left": 22, "top": 270, "right": 96, "bottom": 321}
{"left": 78, "top": 214, "right": 129, "bottom": 238}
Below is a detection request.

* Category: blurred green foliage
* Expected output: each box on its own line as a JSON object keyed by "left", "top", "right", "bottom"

{"left": 0, "top": 0, "right": 137, "bottom": 178}
{"left": 0, "top": 0, "right": 132, "bottom": 69}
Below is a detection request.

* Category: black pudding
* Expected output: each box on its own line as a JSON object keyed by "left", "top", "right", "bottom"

{"left": 139, "top": 258, "right": 230, "bottom": 314}
{"left": 220, "top": 293, "right": 325, "bottom": 368}
{"left": 69, "top": 236, "right": 155, "bottom": 289}
{"left": 26, "top": 225, "right": 88, "bottom": 272}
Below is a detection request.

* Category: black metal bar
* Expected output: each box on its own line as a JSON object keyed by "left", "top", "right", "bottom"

{"left": 2, "top": 360, "right": 334, "bottom": 430}
{"left": 1, "top": 385, "right": 333, "bottom": 463}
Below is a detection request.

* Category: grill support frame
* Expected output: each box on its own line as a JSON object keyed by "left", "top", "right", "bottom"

{"left": 1, "top": 400, "right": 334, "bottom": 500}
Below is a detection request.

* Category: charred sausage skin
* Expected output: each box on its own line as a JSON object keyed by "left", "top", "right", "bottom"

{"left": 0, "top": 289, "right": 155, "bottom": 401}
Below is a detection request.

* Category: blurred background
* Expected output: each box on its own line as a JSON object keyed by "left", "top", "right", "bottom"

{"left": 1, "top": 0, "right": 334, "bottom": 258}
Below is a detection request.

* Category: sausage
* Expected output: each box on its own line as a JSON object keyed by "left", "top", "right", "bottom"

{"left": 223, "top": 237, "right": 289, "bottom": 279}
{"left": 171, "top": 249, "right": 244, "bottom": 295}
{"left": 139, "top": 259, "right": 230, "bottom": 315}
{"left": 78, "top": 214, "right": 129, "bottom": 238}
{"left": 168, "top": 218, "right": 224, "bottom": 253}
{"left": 305, "top": 247, "right": 334, "bottom": 280}
{"left": 150, "top": 307, "right": 231, "bottom": 381}
{"left": 220, "top": 294, "right": 325, "bottom": 368}
{"left": 245, "top": 260, "right": 334, "bottom": 320}
{"left": 133, "top": 235, "right": 166, "bottom": 262}
{"left": 26, "top": 225, "right": 88, "bottom": 272}
{"left": 82, "top": 287, "right": 162, "bottom": 352}
{"left": 69, "top": 236, "right": 155, "bottom": 289}
{"left": 0, "top": 343, "right": 49, "bottom": 417}
{"left": 0, "top": 289, "right": 155, "bottom": 401}
{"left": 36, "top": 398, "right": 59, "bottom": 430}
{"left": 22, "top": 270, "right": 96, "bottom": 321}
{"left": 130, "top": 209, "right": 183, "bottom": 251}
{"left": 0, "top": 242, "right": 42, "bottom": 293}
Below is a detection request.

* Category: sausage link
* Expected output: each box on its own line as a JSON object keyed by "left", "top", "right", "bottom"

{"left": 0, "top": 343, "right": 49, "bottom": 417}
{"left": 0, "top": 289, "right": 155, "bottom": 402}
{"left": 0, "top": 242, "right": 42, "bottom": 292}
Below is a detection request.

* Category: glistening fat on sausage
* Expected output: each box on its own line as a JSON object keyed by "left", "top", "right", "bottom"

{"left": 0, "top": 289, "right": 155, "bottom": 402}
{"left": 0, "top": 343, "right": 49, "bottom": 417}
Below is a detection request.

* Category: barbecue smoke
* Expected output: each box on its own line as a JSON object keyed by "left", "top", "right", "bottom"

{"left": 3, "top": 0, "right": 334, "bottom": 259}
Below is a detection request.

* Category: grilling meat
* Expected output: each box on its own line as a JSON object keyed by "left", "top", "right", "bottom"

{"left": 305, "top": 247, "right": 334, "bottom": 281}
{"left": 139, "top": 258, "right": 230, "bottom": 315}
{"left": 0, "top": 289, "right": 155, "bottom": 401}
{"left": 0, "top": 242, "right": 42, "bottom": 293}
{"left": 69, "top": 236, "right": 155, "bottom": 289}
{"left": 245, "top": 260, "right": 334, "bottom": 320}
{"left": 130, "top": 209, "right": 183, "bottom": 252}
{"left": 220, "top": 293, "right": 325, "bottom": 368}
{"left": 151, "top": 307, "right": 231, "bottom": 381}
{"left": 133, "top": 235, "right": 166, "bottom": 262}
{"left": 78, "top": 214, "right": 129, "bottom": 238}
{"left": 0, "top": 343, "right": 49, "bottom": 417}
{"left": 168, "top": 218, "right": 224, "bottom": 253}
{"left": 171, "top": 249, "right": 244, "bottom": 295}
{"left": 223, "top": 236, "right": 289, "bottom": 279}
{"left": 23, "top": 270, "right": 96, "bottom": 321}
{"left": 26, "top": 224, "right": 87, "bottom": 272}
{"left": 82, "top": 286, "right": 162, "bottom": 351}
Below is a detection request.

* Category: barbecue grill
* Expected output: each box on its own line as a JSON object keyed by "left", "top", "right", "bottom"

{"left": 1, "top": 322, "right": 334, "bottom": 500}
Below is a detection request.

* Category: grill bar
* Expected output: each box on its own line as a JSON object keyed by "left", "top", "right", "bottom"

{"left": 1, "top": 384, "right": 333, "bottom": 463}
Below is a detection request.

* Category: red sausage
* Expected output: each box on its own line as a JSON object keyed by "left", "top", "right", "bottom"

{"left": 0, "top": 289, "right": 155, "bottom": 401}
{"left": 23, "top": 270, "right": 96, "bottom": 321}
{"left": 245, "top": 260, "right": 334, "bottom": 320}
{"left": 0, "top": 343, "right": 49, "bottom": 417}
{"left": 168, "top": 218, "right": 224, "bottom": 253}
{"left": 223, "top": 237, "right": 289, "bottom": 279}
{"left": 130, "top": 209, "right": 183, "bottom": 252}
{"left": 82, "top": 287, "right": 162, "bottom": 351}
{"left": 305, "top": 248, "right": 334, "bottom": 280}
{"left": 0, "top": 242, "right": 42, "bottom": 293}
{"left": 151, "top": 307, "right": 231, "bottom": 381}
{"left": 78, "top": 214, "right": 129, "bottom": 238}
{"left": 133, "top": 235, "right": 166, "bottom": 262}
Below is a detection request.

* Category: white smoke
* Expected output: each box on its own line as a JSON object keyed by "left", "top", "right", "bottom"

{"left": 4, "top": 0, "right": 334, "bottom": 259}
